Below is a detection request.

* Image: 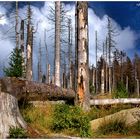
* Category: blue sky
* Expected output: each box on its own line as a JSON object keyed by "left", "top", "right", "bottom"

{"left": 0, "top": 1, "right": 139, "bottom": 78}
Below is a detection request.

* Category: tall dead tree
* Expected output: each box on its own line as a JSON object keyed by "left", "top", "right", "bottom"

{"left": 101, "top": 43, "right": 105, "bottom": 93}
{"left": 54, "top": 1, "right": 61, "bottom": 87}
{"left": 47, "top": 64, "right": 51, "bottom": 84}
{"left": 95, "top": 31, "right": 98, "bottom": 94}
{"left": 76, "top": 2, "right": 90, "bottom": 111}
{"left": 68, "top": 18, "right": 72, "bottom": 88}
{"left": 108, "top": 17, "right": 112, "bottom": 94}
{"left": 15, "top": 1, "right": 19, "bottom": 49}
{"left": 105, "top": 38, "right": 108, "bottom": 93}
{"left": 26, "top": 4, "right": 33, "bottom": 81}
{"left": 44, "top": 30, "right": 50, "bottom": 84}
{"left": 38, "top": 41, "right": 42, "bottom": 82}
{"left": 20, "top": 20, "right": 25, "bottom": 77}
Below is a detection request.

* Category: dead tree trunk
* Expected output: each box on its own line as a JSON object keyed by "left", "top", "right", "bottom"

{"left": 126, "top": 76, "right": 128, "bottom": 92}
{"left": 54, "top": 1, "right": 61, "bottom": 87}
{"left": 15, "top": 1, "right": 19, "bottom": 49}
{"left": 38, "top": 43, "right": 42, "bottom": 83}
{"left": 95, "top": 31, "right": 98, "bottom": 94}
{"left": 0, "top": 83, "right": 26, "bottom": 139}
{"left": 20, "top": 20, "right": 25, "bottom": 77}
{"left": 101, "top": 43, "right": 105, "bottom": 93}
{"left": 68, "top": 18, "right": 72, "bottom": 88}
{"left": 26, "top": 4, "right": 33, "bottom": 81}
{"left": 76, "top": 2, "right": 90, "bottom": 111}
{"left": 136, "top": 79, "right": 139, "bottom": 97}
{"left": 101, "top": 68, "right": 105, "bottom": 93}
{"left": 47, "top": 64, "right": 51, "bottom": 84}
{"left": 105, "top": 38, "right": 108, "bottom": 93}
{"left": 92, "top": 66, "right": 95, "bottom": 88}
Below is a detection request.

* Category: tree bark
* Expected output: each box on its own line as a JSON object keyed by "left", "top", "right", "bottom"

{"left": 101, "top": 68, "right": 105, "bottom": 93}
{"left": 76, "top": 2, "right": 90, "bottom": 111}
{"left": 15, "top": 1, "right": 19, "bottom": 49}
{"left": 20, "top": 20, "right": 25, "bottom": 78}
{"left": 54, "top": 1, "right": 61, "bottom": 87}
{"left": 136, "top": 79, "right": 139, "bottom": 97}
{"left": 0, "top": 77, "right": 75, "bottom": 101}
{"left": 26, "top": 4, "right": 33, "bottom": 81}
{"left": 38, "top": 44, "right": 42, "bottom": 83}
{"left": 0, "top": 83, "right": 26, "bottom": 139}
{"left": 47, "top": 64, "right": 51, "bottom": 84}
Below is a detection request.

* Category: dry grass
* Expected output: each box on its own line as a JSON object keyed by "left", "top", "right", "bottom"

{"left": 20, "top": 102, "right": 55, "bottom": 138}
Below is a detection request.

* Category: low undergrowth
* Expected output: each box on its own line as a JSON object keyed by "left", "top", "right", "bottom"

{"left": 20, "top": 102, "right": 140, "bottom": 138}
{"left": 97, "top": 119, "right": 128, "bottom": 135}
{"left": 51, "top": 104, "right": 91, "bottom": 138}
{"left": 9, "top": 127, "right": 27, "bottom": 138}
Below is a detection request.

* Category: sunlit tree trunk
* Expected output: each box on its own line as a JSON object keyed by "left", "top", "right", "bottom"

{"left": 26, "top": 4, "right": 33, "bottom": 81}
{"left": 54, "top": 1, "right": 61, "bottom": 87}
{"left": 76, "top": 1, "right": 90, "bottom": 111}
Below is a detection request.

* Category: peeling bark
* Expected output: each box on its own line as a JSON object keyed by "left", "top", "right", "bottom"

{"left": 54, "top": 1, "right": 61, "bottom": 87}
{"left": 76, "top": 2, "right": 90, "bottom": 111}
{"left": 26, "top": 4, "right": 33, "bottom": 81}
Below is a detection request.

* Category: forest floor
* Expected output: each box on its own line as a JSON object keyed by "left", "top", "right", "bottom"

{"left": 20, "top": 101, "right": 140, "bottom": 139}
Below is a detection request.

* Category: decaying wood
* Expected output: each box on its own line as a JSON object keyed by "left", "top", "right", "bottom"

{"left": 15, "top": 1, "right": 19, "bottom": 49}
{"left": 0, "top": 77, "right": 75, "bottom": 101}
{"left": 54, "top": 1, "right": 61, "bottom": 87}
{"left": 20, "top": 20, "right": 25, "bottom": 78}
{"left": 0, "top": 83, "right": 26, "bottom": 138}
{"left": 90, "top": 98, "right": 140, "bottom": 106}
{"left": 26, "top": 4, "right": 33, "bottom": 81}
{"left": 76, "top": 2, "right": 90, "bottom": 111}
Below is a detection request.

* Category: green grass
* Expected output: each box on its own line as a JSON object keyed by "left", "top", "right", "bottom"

{"left": 97, "top": 119, "right": 128, "bottom": 135}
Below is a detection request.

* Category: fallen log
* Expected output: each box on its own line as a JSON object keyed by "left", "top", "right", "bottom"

{"left": 90, "top": 98, "right": 140, "bottom": 106}
{"left": 0, "top": 77, "right": 76, "bottom": 138}
{"left": 0, "top": 77, "right": 75, "bottom": 101}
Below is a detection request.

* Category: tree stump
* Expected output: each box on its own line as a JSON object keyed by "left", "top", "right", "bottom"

{"left": 0, "top": 91, "right": 27, "bottom": 138}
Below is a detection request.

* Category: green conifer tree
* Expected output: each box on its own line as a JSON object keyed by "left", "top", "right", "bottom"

{"left": 4, "top": 48, "right": 25, "bottom": 77}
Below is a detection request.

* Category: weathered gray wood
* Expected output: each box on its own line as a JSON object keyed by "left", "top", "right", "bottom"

{"left": 90, "top": 98, "right": 140, "bottom": 106}
{"left": 0, "top": 91, "right": 27, "bottom": 138}
{"left": 54, "top": 1, "right": 61, "bottom": 87}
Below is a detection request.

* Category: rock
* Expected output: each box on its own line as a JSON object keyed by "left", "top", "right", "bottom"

{"left": 90, "top": 108, "right": 140, "bottom": 131}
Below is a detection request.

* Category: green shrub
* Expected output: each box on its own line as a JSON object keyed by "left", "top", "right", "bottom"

{"left": 113, "top": 82, "right": 128, "bottom": 98}
{"left": 131, "top": 121, "right": 140, "bottom": 132}
{"left": 97, "top": 119, "right": 128, "bottom": 135}
{"left": 52, "top": 104, "right": 91, "bottom": 137}
{"left": 9, "top": 127, "right": 27, "bottom": 138}
{"left": 89, "top": 81, "right": 95, "bottom": 95}
{"left": 135, "top": 121, "right": 140, "bottom": 130}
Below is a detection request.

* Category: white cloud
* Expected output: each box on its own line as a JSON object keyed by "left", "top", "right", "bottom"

{"left": 88, "top": 8, "right": 137, "bottom": 66}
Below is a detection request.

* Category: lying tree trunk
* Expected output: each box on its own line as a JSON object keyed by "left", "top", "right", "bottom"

{"left": 0, "top": 85, "right": 27, "bottom": 138}
{"left": 90, "top": 98, "right": 140, "bottom": 106}
{"left": 0, "top": 77, "right": 75, "bottom": 102}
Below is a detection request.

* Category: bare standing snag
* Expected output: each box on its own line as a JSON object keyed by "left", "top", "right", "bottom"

{"left": 76, "top": 2, "right": 90, "bottom": 111}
